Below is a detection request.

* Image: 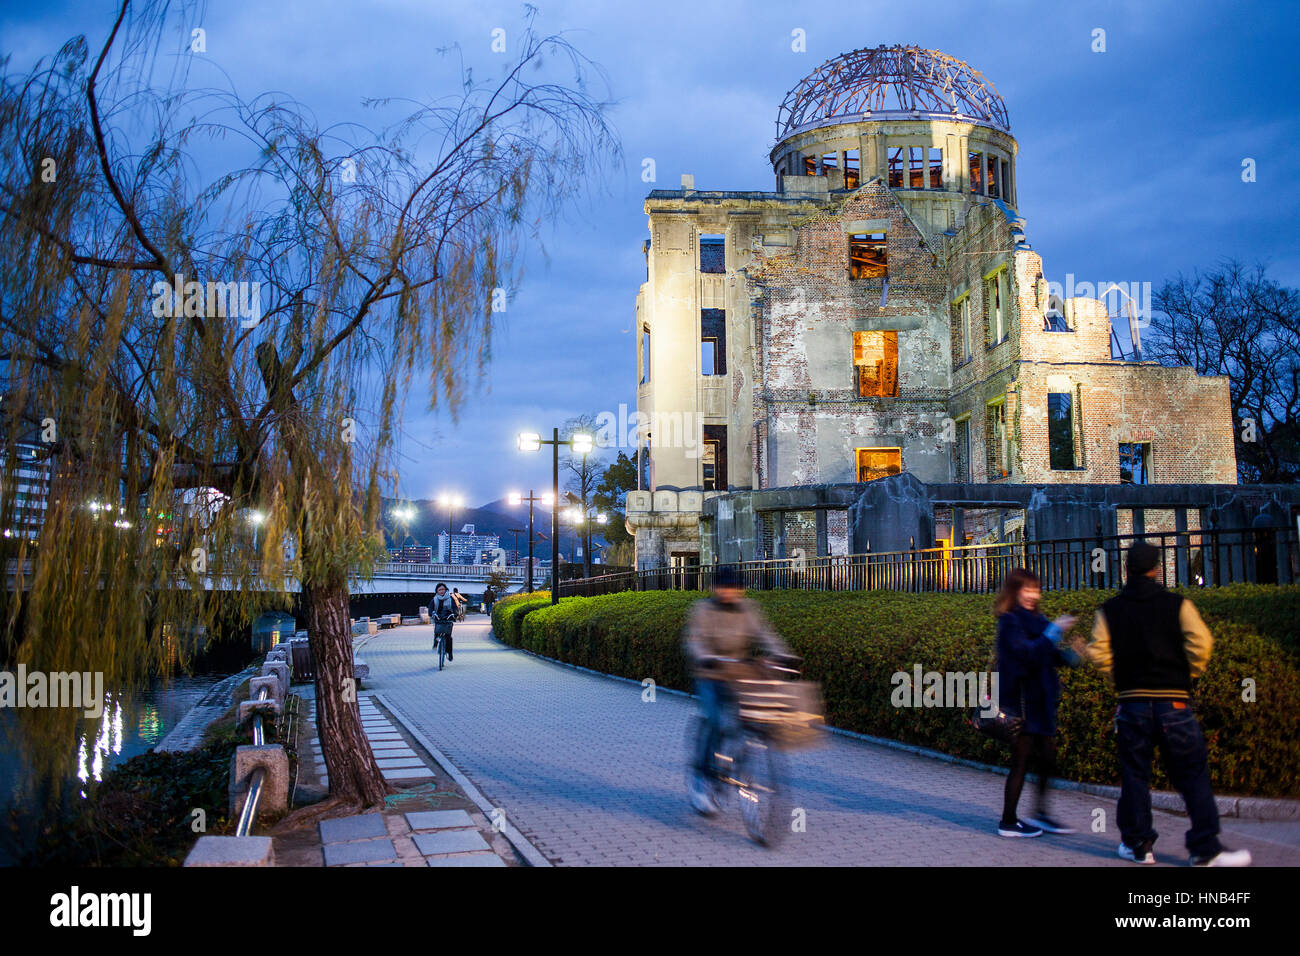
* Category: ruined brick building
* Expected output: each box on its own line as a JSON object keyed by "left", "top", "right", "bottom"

{"left": 625, "top": 45, "right": 1290, "bottom": 574}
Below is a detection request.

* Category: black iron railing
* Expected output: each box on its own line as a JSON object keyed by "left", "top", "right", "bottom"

{"left": 557, "top": 526, "right": 1298, "bottom": 598}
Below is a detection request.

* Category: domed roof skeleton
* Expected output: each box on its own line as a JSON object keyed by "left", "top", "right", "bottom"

{"left": 775, "top": 45, "right": 1010, "bottom": 139}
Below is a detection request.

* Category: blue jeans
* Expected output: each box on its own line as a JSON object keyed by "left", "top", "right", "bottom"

{"left": 694, "top": 678, "right": 740, "bottom": 780}
{"left": 1115, "top": 700, "right": 1221, "bottom": 858}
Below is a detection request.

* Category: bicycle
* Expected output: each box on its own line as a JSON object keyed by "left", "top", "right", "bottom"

{"left": 433, "top": 616, "right": 454, "bottom": 670}
{"left": 686, "top": 655, "right": 809, "bottom": 847}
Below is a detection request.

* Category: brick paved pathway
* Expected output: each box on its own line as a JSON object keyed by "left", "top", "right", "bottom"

{"left": 361, "top": 617, "right": 1300, "bottom": 867}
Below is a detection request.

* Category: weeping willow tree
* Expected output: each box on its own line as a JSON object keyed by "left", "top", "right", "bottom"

{"left": 0, "top": 0, "right": 617, "bottom": 816}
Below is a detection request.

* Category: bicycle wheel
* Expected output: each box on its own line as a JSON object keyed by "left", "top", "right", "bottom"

{"left": 437, "top": 634, "right": 445, "bottom": 670}
{"left": 736, "top": 731, "right": 788, "bottom": 847}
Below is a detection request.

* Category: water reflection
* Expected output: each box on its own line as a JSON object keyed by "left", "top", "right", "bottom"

{"left": 75, "top": 695, "right": 127, "bottom": 796}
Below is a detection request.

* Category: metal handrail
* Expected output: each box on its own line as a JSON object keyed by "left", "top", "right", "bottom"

{"left": 235, "top": 684, "right": 270, "bottom": 837}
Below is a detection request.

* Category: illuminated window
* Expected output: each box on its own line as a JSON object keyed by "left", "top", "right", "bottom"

{"left": 848, "top": 233, "right": 887, "bottom": 280}
{"left": 929, "top": 147, "right": 943, "bottom": 189}
{"left": 853, "top": 331, "right": 898, "bottom": 397}
{"left": 987, "top": 154, "right": 1001, "bottom": 199}
{"left": 857, "top": 447, "right": 902, "bottom": 483}
{"left": 969, "top": 151, "right": 984, "bottom": 193}
{"left": 909, "top": 146, "right": 924, "bottom": 188}
{"left": 803, "top": 155, "right": 817, "bottom": 176}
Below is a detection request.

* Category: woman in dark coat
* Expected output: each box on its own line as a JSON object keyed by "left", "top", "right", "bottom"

{"left": 995, "top": 568, "right": 1081, "bottom": 838}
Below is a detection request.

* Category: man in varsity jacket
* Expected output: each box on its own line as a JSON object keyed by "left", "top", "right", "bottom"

{"left": 1087, "top": 542, "right": 1251, "bottom": 867}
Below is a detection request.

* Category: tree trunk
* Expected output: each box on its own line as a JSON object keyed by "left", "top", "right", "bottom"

{"left": 303, "top": 572, "right": 388, "bottom": 807}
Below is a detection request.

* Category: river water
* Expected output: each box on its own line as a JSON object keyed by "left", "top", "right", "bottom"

{"left": 0, "top": 671, "right": 229, "bottom": 865}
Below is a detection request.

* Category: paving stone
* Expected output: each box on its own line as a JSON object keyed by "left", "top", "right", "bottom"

{"left": 382, "top": 766, "right": 436, "bottom": 781}
{"left": 323, "top": 838, "right": 398, "bottom": 866}
{"left": 375, "top": 757, "right": 427, "bottom": 769}
{"left": 353, "top": 620, "right": 1300, "bottom": 868}
{"left": 406, "top": 810, "right": 475, "bottom": 830}
{"left": 319, "top": 813, "right": 387, "bottom": 844}
{"left": 427, "top": 852, "right": 505, "bottom": 867}
{"left": 413, "top": 830, "right": 491, "bottom": 855}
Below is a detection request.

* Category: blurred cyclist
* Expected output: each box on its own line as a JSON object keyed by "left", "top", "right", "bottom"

{"left": 683, "top": 564, "right": 793, "bottom": 816}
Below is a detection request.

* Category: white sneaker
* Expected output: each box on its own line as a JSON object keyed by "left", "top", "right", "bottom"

{"left": 689, "top": 775, "right": 719, "bottom": 816}
{"left": 1191, "top": 847, "right": 1252, "bottom": 867}
{"left": 1118, "top": 841, "right": 1156, "bottom": 864}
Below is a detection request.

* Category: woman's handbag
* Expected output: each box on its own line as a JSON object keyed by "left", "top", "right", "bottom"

{"left": 970, "top": 688, "right": 1025, "bottom": 743}
{"left": 970, "top": 706, "right": 1023, "bottom": 743}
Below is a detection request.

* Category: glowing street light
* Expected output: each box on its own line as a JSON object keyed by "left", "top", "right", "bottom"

{"left": 516, "top": 428, "right": 597, "bottom": 605}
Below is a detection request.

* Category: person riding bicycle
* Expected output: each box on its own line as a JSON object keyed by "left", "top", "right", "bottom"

{"left": 683, "top": 564, "right": 794, "bottom": 816}
{"left": 451, "top": 587, "right": 467, "bottom": 621}
{"left": 431, "top": 582, "right": 457, "bottom": 663}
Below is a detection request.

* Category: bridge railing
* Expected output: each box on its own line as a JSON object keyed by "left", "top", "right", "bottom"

{"left": 371, "top": 562, "right": 528, "bottom": 580}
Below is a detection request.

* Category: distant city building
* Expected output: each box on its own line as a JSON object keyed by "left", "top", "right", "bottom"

{"left": 436, "top": 530, "right": 501, "bottom": 564}
{"left": 388, "top": 545, "right": 433, "bottom": 563}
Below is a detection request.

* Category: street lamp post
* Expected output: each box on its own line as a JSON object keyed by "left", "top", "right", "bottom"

{"left": 437, "top": 493, "right": 464, "bottom": 563}
{"left": 517, "top": 428, "right": 593, "bottom": 605}
{"left": 507, "top": 490, "right": 553, "bottom": 593}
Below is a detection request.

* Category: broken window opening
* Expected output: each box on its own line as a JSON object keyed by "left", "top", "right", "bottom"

{"left": 968, "top": 151, "right": 984, "bottom": 194}
{"left": 954, "top": 417, "right": 972, "bottom": 483}
{"left": 822, "top": 152, "right": 839, "bottom": 170}
{"left": 985, "top": 399, "right": 1012, "bottom": 479}
{"left": 849, "top": 233, "right": 888, "bottom": 280}
{"left": 1048, "top": 390, "right": 1076, "bottom": 470}
{"left": 702, "top": 424, "right": 728, "bottom": 491}
{"left": 844, "top": 149, "right": 860, "bottom": 189}
{"left": 929, "top": 147, "right": 943, "bottom": 189}
{"left": 857, "top": 447, "right": 902, "bottom": 483}
{"left": 909, "top": 146, "right": 925, "bottom": 188}
{"left": 888, "top": 147, "right": 905, "bottom": 188}
{"left": 1119, "top": 442, "right": 1150, "bottom": 485}
{"left": 853, "top": 330, "right": 899, "bottom": 398}
{"left": 701, "top": 308, "right": 727, "bottom": 376}
{"left": 699, "top": 234, "right": 725, "bottom": 274}
{"left": 985, "top": 270, "right": 1006, "bottom": 344}
{"left": 803, "top": 155, "right": 818, "bottom": 176}
{"left": 953, "top": 295, "right": 972, "bottom": 362}
{"left": 987, "top": 154, "right": 1001, "bottom": 199}
{"left": 1000, "top": 159, "right": 1011, "bottom": 203}
{"left": 640, "top": 324, "right": 650, "bottom": 384}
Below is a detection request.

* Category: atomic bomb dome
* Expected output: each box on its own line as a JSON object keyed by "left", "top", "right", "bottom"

{"left": 776, "top": 45, "right": 1010, "bottom": 138}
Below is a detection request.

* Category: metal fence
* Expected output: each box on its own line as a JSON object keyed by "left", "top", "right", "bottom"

{"left": 557, "top": 525, "right": 1298, "bottom": 598}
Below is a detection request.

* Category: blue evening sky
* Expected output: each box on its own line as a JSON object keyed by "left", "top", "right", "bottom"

{"left": 3, "top": 0, "right": 1297, "bottom": 509}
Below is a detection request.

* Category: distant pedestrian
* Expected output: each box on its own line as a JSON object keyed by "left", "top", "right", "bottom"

{"left": 994, "top": 568, "right": 1082, "bottom": 838}
{"left": 1087, "top": 542, "right": 1251, "bottom": 866}
{"left": 483, "top": 585, "right": 496, "bottom": 614}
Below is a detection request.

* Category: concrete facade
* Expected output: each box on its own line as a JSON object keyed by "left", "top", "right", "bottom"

{"left": 627, "top": 45, "right": 1238, "bottom": 569}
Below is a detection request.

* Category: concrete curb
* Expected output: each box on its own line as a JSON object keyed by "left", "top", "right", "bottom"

{"left": 371, "top": 691, "right": 552, "bottom": 868}
{"left": 489, "top": 630, "right": 1300, "bottom": 822}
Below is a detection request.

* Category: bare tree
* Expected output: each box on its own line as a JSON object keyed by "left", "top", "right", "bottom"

{"left": 1148, "top": 261, "right": 1299, "bottom": 484}
{"left": 0, "top": 0, "right": 617, "bottom": 812}
{"left": 560, "top": 412, "right": 604, "bottom": 577}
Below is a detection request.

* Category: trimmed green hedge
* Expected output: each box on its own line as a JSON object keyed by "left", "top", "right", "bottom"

{"left": 497, "top": 585, "right": 1300, "bottom": 798}
{"left": 490, "top": 591, "right": 553, "bottom": 647}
